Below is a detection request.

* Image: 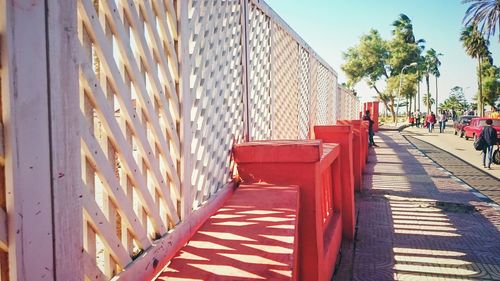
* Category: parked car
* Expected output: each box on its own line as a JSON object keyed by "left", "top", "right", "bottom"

{"left": 454, "top": 115, "right": 477, "bottom": 137}
{"left": 463, "top": 118, "right": 500, "bottom": 142}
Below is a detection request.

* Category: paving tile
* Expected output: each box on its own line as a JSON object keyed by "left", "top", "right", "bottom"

{"left": 335, "top": 131, "right": 500, "bottom": 281}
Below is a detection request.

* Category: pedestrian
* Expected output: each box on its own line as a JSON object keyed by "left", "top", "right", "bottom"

{"left": 426, "top": 112, "right": 436, "bottom": 133}
{"left": 409, "top": 113, "right": 415, "bottom": 127}
{"left": 363, "top": 110, "right": 378, "bottom": 147}
{"left": 415, "top": 110, "right": 421, "bottom": 128}
{"left": 479, "top": 119, "right": 499, "bottom": 169}
{"left": 438, "top": 111, "right": 447, "bottom": 133}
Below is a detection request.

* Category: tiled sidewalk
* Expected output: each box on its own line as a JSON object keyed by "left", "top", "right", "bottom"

{"left": 336, "top": 131, "right": 500, "bottom": 281}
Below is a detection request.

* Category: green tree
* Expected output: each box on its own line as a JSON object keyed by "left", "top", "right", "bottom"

{"left": 386, "top": 73, "right": 418, "bottom": 114}
{"left": 462, "top": 0, "right": 500, "bottom": 40}
{"left": 480, "top": 57, "right": 500, "bottom": 109}
{"left": 460, "top": 25, "right": 490, "bottom": 116}
{"left": 342, "top": 14, "right": 421, "bottom": 122}
{"left": 342, "top": 29, "right": 392, "bottom": 114}
{"left": 423, "top": 94, "right": 435, "bottom": 111}
{"left": 440, "top": 86, "right": 469, "bottom": 110}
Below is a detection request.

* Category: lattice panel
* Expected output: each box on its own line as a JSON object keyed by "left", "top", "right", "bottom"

{"left": 314, "top": 63, "right": 334, "bottom": 125}
{"left": 331, "top": 74, "right": 338, "bottom": 123}
{"left": 77, "top": 0, "right": 181, "bottom": 278}
{"left": 248, "top": 2, "right": 272, "bottom": 140}
{"left": 271, "top": 23, "right": 299, "bottom": 140}
{"left": 298, "top": 47, "right": 311, "bottom": 139}
{"left": 188, "top": 0, "right": 245, "bottom": 206}
{"left": 0, "top": 23, "right": 8, "bottom": 281}
{"left": 309, "top": 57, "right": 319, "bottom": 128}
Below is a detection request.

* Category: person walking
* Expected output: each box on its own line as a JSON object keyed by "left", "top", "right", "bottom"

{"left": 426, "top": 112, "right": 436, "bottom": 133}
{"left": 479, "top": 119, "right": 499, "bottom": 169}
{"left": 438, "top": 111, "right": 447, "bottom": 133}
{"left": 415, "top": 110, "right": 421, "bottom": 128}
{"left": 363, "top": 110, "right": 377, "bottom": 147}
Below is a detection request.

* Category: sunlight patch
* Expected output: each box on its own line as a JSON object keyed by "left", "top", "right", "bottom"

{"left": 219, "top": 253, "right": 286, "bottom": 266}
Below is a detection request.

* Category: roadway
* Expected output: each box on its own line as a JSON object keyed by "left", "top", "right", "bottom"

{"left": 401, "top": 124, "right": 500, "bottom": 205}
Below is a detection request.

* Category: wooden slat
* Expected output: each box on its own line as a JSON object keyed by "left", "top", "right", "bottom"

{"left": 2, "top": 1, "right": 54, "bottom": 280}
{"left": 83, "top": 251, "right": 108, "bottom": 281}
{"left": 46, "top": 1, "right": 84, "bottom": 280}
{"left": 82, "top": 187, "right": 132, "bottom": 267}
{"left": 178, "top": 0, "right": 193, "bottom": 218}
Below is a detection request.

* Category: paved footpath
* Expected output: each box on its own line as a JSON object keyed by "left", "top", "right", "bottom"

{"left": 335, "top": 131, "right": 500, "bottom": 281}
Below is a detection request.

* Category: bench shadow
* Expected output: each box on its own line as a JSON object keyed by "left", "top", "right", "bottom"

{"left": 156, "top": 184, "right": 298, "bottom": 281}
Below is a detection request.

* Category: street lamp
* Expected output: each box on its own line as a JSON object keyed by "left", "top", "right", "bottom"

{"left": 396, "top": 62, "right": 418, "bottom": 126}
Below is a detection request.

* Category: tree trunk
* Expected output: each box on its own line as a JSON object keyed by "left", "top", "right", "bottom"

{"left": 426, "top": 74, "right": 431, "bottom": 113}
{"left": 408, "top": 96, "right": 412, "bottom": 116}
{"left": 478, "top": 57, "right": 484, "bottom": 117}
{"left": 390, "top": 98, "right": 396, "bottom": 123}
{"left": 435, "top": 76, "right": 439, "bottom": 114}
{"left": 415, "top": 80, "right": 420, "bottom": 111}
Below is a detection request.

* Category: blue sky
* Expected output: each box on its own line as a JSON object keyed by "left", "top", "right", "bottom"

{"left": 265, "top": 0, "right": 500, "bottom": 107}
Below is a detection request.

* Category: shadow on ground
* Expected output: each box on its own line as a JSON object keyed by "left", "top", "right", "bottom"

{"left": 334, "top": 131, "right": 500, "bottom": 281}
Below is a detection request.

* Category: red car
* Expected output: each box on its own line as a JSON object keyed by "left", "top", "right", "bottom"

{"left": 463, "top": 118, "right": 500, "bottom": 142}
{"left": 454, "top": 115, "right": 477, "bottom": 137}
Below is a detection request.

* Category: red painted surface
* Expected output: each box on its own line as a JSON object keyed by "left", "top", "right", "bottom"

{"left": 337, "top": 120, "right": 363, "bottom": 191}
{"left": 144, "top": 184, "right": 236, "bottom": 281}
{"left": 363, "top": 101, "right": 380, "bottom": 132}
{"left": 156, "top": 183, "right": 300, "bottom": 281}
{"left": 234, "top": 140, "right": 342, "bottom": 281}
{"left": 314, "top": 125, "right": 355, "bottom": 240}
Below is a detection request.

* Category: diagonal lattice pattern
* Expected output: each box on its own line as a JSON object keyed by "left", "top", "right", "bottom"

{"left": 188, "top": 0, "right": 245, "bottom": 206}
{"left": 271, "top": 23, "right": 299, "bottom": 139}
{"left": 315, "top": 63, "right": 334, "bottom": 125}
{"left": 248, "top": 2, "right": 272, "bottom": 140}
{"left": 77, "top": 0, "right": 181, "bottom": 278}
{"left": 298, "top": 47, "right": 311, "bottom": 139}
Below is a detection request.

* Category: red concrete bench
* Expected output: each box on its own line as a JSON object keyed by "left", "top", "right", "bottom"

{"left": 337, "top": 120, "right": 367, "bottom": 190}
{"left": 155, "top": 183, "right": 300, "bottom": 281}
{"left": 314, "top": 125, "right": 355, "bottom": 240}
{"left": 234, "top": 140, "right": 343, "bottom": 281}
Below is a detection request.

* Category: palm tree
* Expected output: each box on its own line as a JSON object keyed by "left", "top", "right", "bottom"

{"left": 423, "top": 49, "right": 441, "bottom": 113}
{"left": 424, "top": 49, "right": 443, "bottom": 114}
{"left": 423, "top": 94, "right": 435, "bottom": 112}
{"left": 460, "top": 25, "right": 490, "bottom": 116}
{"left": 392, "top": 14, "right": 416, "bottom": 43}
{"left": 462, "top": 0, "right": 500, "bottom": 41}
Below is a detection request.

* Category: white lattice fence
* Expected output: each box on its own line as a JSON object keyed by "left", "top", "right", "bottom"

{"left": 77, "top": 0, "right": 181, "bottom": 278}
{"left": 298, "top": 47, "right": 311, "bottom": 139}
{"left": 187, "top": 0, "right": 245, "bottom": 206}
{"left": 271, "top": 23, "right": 299, "bottom": 139}
{"left": 1, "top": 0, "right": 345, "bottom": 279}
{"left": 338, "top": 86, "right": 360, "bottom": 120}
{"left": 248, "top": 2, "right": 272, "bottom": 140}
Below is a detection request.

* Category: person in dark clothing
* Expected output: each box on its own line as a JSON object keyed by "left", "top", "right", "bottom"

{"left": 363, "top": 110, "right": 377, "bottom": 147}
{"left": 480, "top": 119, "right": 499, "bottom": 169}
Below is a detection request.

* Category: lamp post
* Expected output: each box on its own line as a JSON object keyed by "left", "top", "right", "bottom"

{"left": 396, "top": 62, "right": 418, "bottom": 126}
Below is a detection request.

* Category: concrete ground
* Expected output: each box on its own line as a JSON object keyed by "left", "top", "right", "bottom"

{"left": 334, "top": 130, "right": 500, "bottom": 281}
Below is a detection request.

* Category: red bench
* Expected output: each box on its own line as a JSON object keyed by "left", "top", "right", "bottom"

{"left": 234, "top": 140, "right": 343, "bottom": 281}
{"left": 155, "top": 183, "right": 300, "bottom": 280}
